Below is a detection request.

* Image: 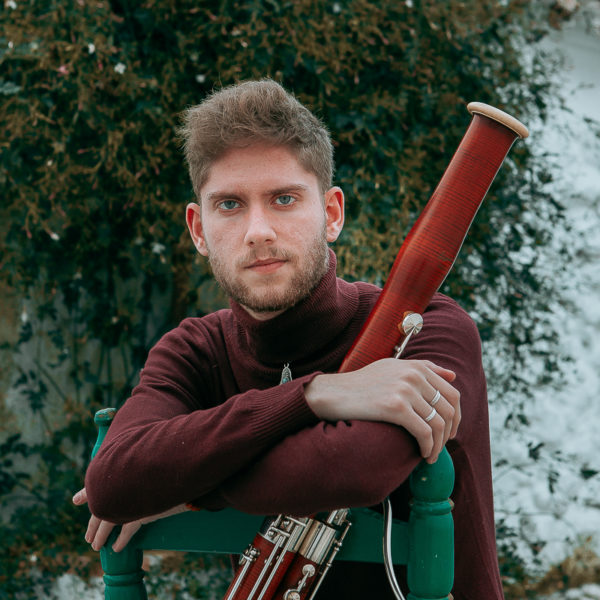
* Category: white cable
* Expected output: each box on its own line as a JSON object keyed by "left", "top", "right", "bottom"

{"left": 383, "top": 497, "right": 407, "bottom": 600}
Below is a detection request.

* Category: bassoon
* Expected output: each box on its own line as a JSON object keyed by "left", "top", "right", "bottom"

{"left": 222, "top": 102, "right": 529, "bottom": 600}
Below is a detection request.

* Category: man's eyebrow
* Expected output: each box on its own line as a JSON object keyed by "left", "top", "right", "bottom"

{"left": 204, "top": 184, "right": 310, "bottom": 203}
{"left": 204, "top": 191, "right": 243, "bottom": 203}
{"left": 266, "top": 184, "right": 310, "bottom": 196}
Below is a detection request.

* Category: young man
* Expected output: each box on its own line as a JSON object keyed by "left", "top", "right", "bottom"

{"left": 76, "top": 79, "right": 504, "bottom": 598}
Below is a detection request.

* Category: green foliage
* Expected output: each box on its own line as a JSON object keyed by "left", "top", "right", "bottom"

{"left": 0, "top": 0, "right": 567, "bottom": 595}
{"left": 143, "top": 552, "right": 230, "bottom": 599}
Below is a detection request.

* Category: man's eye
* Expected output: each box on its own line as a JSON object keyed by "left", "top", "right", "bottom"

{"left": 275, "top": 195, "right": 295, "bottom": 206}
{"left": 218, "top": 200, "right": 240, "bottom": 210}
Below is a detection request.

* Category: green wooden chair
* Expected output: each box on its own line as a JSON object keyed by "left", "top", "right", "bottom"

{"left": 90, "top": 408, "right": 455, "bottom": 600}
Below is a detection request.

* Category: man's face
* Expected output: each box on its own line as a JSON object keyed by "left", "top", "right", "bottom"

{"left": 186, "top": 143, "right": 344, "bottom": 320}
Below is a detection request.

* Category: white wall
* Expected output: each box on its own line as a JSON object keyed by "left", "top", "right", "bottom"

{"left": 489, "top": 10, "right": 600, "bottom": 576}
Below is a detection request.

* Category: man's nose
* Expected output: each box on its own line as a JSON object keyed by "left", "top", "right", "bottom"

{"left": 244, "top": 206, "right": 277, "bottom": 246}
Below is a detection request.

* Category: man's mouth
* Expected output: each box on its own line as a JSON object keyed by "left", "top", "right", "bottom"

{"left": 245, "top": 258, "right": 287, "bottom": 273}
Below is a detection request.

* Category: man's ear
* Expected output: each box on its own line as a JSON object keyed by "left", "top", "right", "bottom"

{"left": 186, "top": 203, "right": 208, "bottom": 256}
{"left": 324, "top": 186, "right": 345, "bottom": 243}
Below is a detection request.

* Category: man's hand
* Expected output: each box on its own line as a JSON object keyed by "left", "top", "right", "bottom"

{"left": 305, "top": 358, "right": 461, "bottom": 464}
{"left": 72, "top": 488, "right": 188, "bottom": 552}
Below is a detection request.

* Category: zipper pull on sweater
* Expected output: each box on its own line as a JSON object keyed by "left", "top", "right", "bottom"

{"left": 279, "top": 363, "right": 292, "bottom": 384}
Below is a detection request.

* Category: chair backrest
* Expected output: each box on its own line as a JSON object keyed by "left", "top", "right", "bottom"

{"left": 91, "top": 408, "right": 455, "bottom": 600}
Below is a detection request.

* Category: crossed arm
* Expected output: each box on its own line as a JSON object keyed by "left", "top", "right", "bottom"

{"left": 75, "top": 358, "right": 460, "bottom": 551}
{"left": 75, "top": 299, "right": 479, "bottom": 553}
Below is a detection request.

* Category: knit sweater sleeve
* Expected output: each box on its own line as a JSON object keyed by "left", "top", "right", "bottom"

{"left": 84, "top": 317, "right": 319, "bottom": 523}
{"left": 213, "top": 295, "right": 487, "bottom": 516}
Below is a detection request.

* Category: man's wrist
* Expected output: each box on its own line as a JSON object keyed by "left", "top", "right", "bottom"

{"left": 304, "top": 373, "right": 343, "bottom": 421}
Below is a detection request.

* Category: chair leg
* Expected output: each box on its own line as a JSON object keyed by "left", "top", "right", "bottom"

{"left": 407, "top": 447, "right": 455, "bottom": 600}
{"left": 100, "top": 529, "right": 147, "bottom": 600}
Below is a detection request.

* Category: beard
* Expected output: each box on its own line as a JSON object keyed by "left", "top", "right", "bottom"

{"left": 206, "top": 225, "right": 330, "bottom": 315}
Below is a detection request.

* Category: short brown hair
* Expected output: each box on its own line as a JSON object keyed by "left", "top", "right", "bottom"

{"left": 179, "top": 79, "right": 334, "bottom": 197}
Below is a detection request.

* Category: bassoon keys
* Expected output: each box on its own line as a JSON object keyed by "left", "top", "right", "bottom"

{"left": 223, "top": 510, "right": 351, "bottom": 600}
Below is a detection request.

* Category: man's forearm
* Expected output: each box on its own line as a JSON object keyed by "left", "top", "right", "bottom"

{"left": 85, "top": 375, "right": 319, "bottom": 523}
{"left": 215, "top": 418, "right": 422, "bottom": 515}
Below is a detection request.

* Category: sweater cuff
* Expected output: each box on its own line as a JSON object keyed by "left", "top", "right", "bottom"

{"left": 249, "top": 372, "right": 321, "bottom": 445}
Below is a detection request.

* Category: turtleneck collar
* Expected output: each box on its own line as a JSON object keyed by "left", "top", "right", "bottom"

{"left": 229, "top": 249, "right": 360, "bottom": 368}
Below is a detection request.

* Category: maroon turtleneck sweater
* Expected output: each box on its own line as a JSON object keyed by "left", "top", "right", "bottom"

{"left": 85, "top": 251, "right": 504, "bottom": 599}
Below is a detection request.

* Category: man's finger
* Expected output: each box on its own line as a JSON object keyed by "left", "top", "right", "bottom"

{"left": 112, "top": 522, "right": 142, "bottom": 553}
{"left": 401, "top": 412, "right": 434, "bottom": 460}
{"left": 72, "top": 487, "right": 87, "bottom": 505}
{"left": 426, "top": 361, "right": 456, "bottom": 382}
{"left": 424, "top": 371, "right": 461, "bottom": 440}
{"left": 425, "top": 413, "right": 445, "bottom": 465}
{"left": 92, "top": 519, "right": 116, "bottom": 551}
{"left": 85, "top": 514, "right": 102, "bottom": 544}
{"left": 451, "top": 398, "right": 462, "bottom": 438}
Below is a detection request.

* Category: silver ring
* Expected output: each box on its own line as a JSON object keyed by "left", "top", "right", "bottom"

{"left": 425, "top": 407, "right": 437, "bottom": 423}
{"left": 430, "top": 390, "right": 441, "bottom": 407}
